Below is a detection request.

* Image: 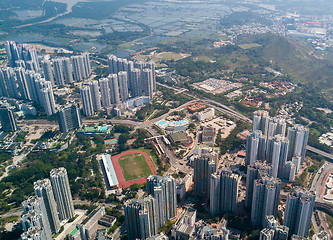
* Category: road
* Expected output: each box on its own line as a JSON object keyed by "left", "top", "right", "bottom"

{"left": 310, "top": 161, "right": 333, "bottom": 237}
{"left": 157, "top": 83, "right": 251, "bottom": 123}
{"left": 307, "top": 146, "right": 333, "bottom": 161}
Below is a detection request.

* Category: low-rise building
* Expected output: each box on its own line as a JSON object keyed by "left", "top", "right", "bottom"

{"left": 69, "top": 207, "right": 107, "bottom": 240}
{"left": 202, "top": 127, "right": 216, "bottom": 146}
{"left": 195, "top": 220, "right": 229, "bottom": 239}
{"left": 195, "top": 108, "right": 215, "bottom": 121}
{"left": 168, "top": 131, "right": 193, "bottom": 147}
{"left": 171, "top": 208, "right": 197, "bottom": 240}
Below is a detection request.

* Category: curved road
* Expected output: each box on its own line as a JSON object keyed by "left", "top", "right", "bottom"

{"left": 310, "top": 162, "right": 333, "bottom": 237}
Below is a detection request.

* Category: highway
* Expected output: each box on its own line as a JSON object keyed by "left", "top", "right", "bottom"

{"left": 157, "top": 82, "right": 251, "bottom": 123}
{"left": 157, "top": 82, "right": 333, "bottom": 163}
{"left": 306, "top": 146, "right": 333, "bottom": 160}
{"left": 310, "top": 162, "right": 333, "bottom": 237}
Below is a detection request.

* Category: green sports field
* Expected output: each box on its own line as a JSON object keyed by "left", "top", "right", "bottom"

{"left": 118, "top": 153, "right": 152, "bottom": 181}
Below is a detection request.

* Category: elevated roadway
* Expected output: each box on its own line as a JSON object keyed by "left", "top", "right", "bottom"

{"left": 306, "top": 146, "right": 333, "bottom": 161}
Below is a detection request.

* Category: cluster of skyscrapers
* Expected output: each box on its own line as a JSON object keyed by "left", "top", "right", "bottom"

{"left": 193, "top": 151, "right": 241, "bottom": 217}
{"left": 124, "top": 175, "right": 176, "bottom": 240}
{"left": 258, "top": 187, "right": 318, "bottom": 239}
{"left": 20, "top": 167, "right": 75, "bottom": 240}
{"left": 79, "top": 55, "right": 156, "bottom": 117}
{"left": 0, "top": 67, "right": 56, "bottom": 116}
{"left": 244, "top": 111, "right": 316, "bottom": 238}
{"left": 246, "top": 110, "right": 309, "bottom": 182}
{"left": 5, "top": 41, "right": 39, "bottom": 70}
{"left": 108, "top": 55, "right": 156, "bottom": 97}
{"left": 2, "top": 41, "right": 156, "bottom": 122}
{"left": 3, "top": 41, "right": 92, "bottom": 117}
{"left": 42, "top": 53, "right": 91, "bottom": 86}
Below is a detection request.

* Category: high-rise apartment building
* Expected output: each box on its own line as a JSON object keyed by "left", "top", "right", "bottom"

{"left": 124, "top": 196, "right": 158, "bottom": 240}
{"left": 88, "top": 80, "right": 102, "bottom": 111}
{"left": 194, "top": 154, "right": 218, "bottom": 199}
{"left": 50, "top": 167, "right": 75, "bottom": 220}
{"left": 26, "top": 60, "right": 37, "bottom": 72}
{"left": 266, "top": 135, "right": 289, "bottom": 179}
{"left": 80, "top": 85, "right": 94, "bottom": 116}
{"left": 147, "top": 175, "right": 177, "bottom": 228}
{"left": 62, "top": 57, "right": 74, "bottom": 84}
{"left": 251, "top": 173, "right": 281, "bottom": 227}
{"left": 245, "top": 161, "right": 273, "bottom": 208}
{"left": 108, "top": 74, "right": 120, "bottom": 104}
{"left": 15, "top": 60, "right": 26, "bottom": 68}
{"left": 34, "top": 179, "right": 60, "bottom": 233}
{"left": 142, "top": 68, "right": 154, "bottom": 98}
{"left": 147, "top": 61, "right": 156, "bottom": 91}
{"left": 118, "top": 71, "right": 129, "bottom": 101}
{"left": 0, "top": 69, "right": 9, "bottom": 97}
{"left": 287, "top": 125, "right": 309, "bottom": 166}
{"left": 1, "top": 67, "right": 19, "bottom": 98}
{"left": 99, "top": 78, "right": 112, "bottom": 108}
{"left": 252, "top": 110, "right": 270, "bottom": 136}
{"left": 57, "top": 104, "right": 82, "bottom": 133}
{"left": 71, "top": 54, "right": 91, "bottom": 82}
{"left": 15, "top": 67, "right": 30, "bottom": 100}
{"left": 245, "top": 130, "right": 266, "bottom": 165}
{"left": 39, "top": 86, "right": 56, "bottom": 116}
{"left": 108, "top": 55, "right": 118, "bottom": 74}
{"left": 130, "top": 68, "right": 141, "bottom": 97}
{"left": 0, "top": 107, "right": 18, "bottom": 132}
{"left": 134, "top": 61, "right": 145, "bottom": 70}
{"left": 19, "top": 43, "right": 40, "bottom": 69}
{"left": 25, "top": 71, "right": 40, "bottom": 103}
{"left": 82, "top": 53, "right": 92, "bottom": 77}
{"left": 21, "top": 196, "right": 52, "bottom": 240}
{"left": 284, "top": 188, "right": 315, "bottom": 237}
{"left": 41, "top": 60, "right": 55, "bottom": 86}
{"left": 267, "top": 117, "right": 286, "bottom": 139}
{"left": 21, "top": 226, "right": 48, "bottom": 240}
{"left": 260, "top": 215, "right": 289, "bottom": 240}
{"left": 53, "top": 59, "right": 65, "bottom": 86}
{"left": 210, "top": 169, "right": 240, "bottom": 215}
{"left": 4, "top": 41, "right": 20, "bottom": 68}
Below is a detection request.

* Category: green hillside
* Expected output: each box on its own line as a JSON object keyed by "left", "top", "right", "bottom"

{"left": 239, "top": 33, "right": 333, "bottom": 90}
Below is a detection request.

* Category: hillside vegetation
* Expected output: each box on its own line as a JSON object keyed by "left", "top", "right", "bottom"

{"left": 238, "top": 33, "right": 333, "bottom": 90}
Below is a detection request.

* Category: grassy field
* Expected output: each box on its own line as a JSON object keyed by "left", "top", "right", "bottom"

{"left": 238, "top": 43, "right": 262, "bottom": 50}
{"left": 118, "top": 152, "right": 152, "bottom": 181}
{"left": 136, "top": 147, "right": 158, "bottom": 169}
{"left": 193, "top": 56, "right": 212, "bottom": 62}
{"left": 135, "top": 52, "right": 190, "bottom": 63}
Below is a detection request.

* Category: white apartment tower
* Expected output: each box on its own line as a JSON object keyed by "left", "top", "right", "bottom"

{"left": 34, "top": 179, "right": 60, "bottom": 233}
{"left": 50, "top": 167, "right": 75, "bottom": 221}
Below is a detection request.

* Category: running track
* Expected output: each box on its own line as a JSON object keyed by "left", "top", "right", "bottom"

{"left": 111, "top": 150, "right": 157, "bottom": 188}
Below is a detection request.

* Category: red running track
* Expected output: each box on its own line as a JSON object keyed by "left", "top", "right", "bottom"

{"left": 111, "top": 150, "right": 157, "bottom": 188}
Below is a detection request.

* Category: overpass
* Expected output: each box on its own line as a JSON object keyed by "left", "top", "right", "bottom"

{"left": 157, "top": 82, "right": 251, "bottom": 123}
{"left": 144, "top": 135, "right": 165, "bottom": 141}
{"left": 306, "top": 145, "right": 333, "bottom": 161}
{"left": 315, "top": 201, "right": 333, "bottom": 217}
